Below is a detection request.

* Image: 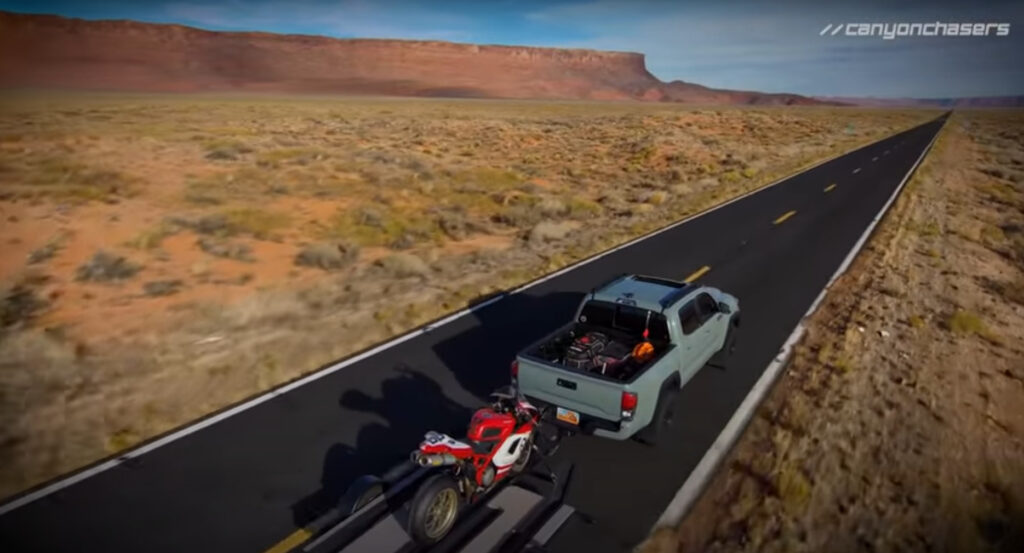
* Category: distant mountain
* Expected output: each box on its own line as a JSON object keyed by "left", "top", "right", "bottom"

{"left": 816, "top": 95, "right": 1024, "bottom": 108}
{"left": 0, "top": 10, "right": 828, "bottom": 105}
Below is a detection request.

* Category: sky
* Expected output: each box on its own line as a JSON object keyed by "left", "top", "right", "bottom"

{"left": 2, "top": 0, "right": 1023, "bottom": 98}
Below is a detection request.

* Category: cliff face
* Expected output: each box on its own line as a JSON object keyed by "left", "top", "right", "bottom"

{"left": 0, "top": 11, "right": 822, "bottom": 105}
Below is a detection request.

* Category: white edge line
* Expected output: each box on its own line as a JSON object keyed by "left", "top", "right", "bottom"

{"left": 651, "top": 117, "right": 945, "bottom": 530}
{"left": 0, "top": 121, "right": 927, "bottom": 517}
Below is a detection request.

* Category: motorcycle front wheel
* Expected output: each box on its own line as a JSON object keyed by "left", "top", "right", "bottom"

{"left": 407, "top": 473, "right": 464, "bottom": 545}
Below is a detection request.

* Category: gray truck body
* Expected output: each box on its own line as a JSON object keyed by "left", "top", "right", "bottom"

{"left": 515, "top": 274, "right": 739, "bottom": 441}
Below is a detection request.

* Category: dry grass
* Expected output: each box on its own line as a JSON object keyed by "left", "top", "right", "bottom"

{"left": 643, "top": 110, "right": 1024, "bottom": 553}
{"left": 0, "top": 92, "right": 936, "bottom": 499}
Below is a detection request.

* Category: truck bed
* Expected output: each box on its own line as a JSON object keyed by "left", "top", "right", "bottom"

{"left": 521, "top": 321, "right": 670, "bottom": 384}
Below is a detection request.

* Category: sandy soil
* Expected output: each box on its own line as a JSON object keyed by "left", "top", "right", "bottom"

{"left": 640, "top": 110, "right": 1024, "bottom": 553}
{"left": 0, "top": 93, "right": 934, "bottom": 499}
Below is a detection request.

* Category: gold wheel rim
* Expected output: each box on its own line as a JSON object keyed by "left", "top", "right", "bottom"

{"left": 424, "top": 487, "right": 458, "bottom": 539}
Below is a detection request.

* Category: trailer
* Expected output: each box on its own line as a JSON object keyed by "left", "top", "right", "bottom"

{"left": 284, "top": 459, "right": 578, "bottom": 553}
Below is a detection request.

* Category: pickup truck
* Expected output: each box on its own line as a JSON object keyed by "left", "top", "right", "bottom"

{"left": 513, "top": 274, "right": 740, "bottom": 445}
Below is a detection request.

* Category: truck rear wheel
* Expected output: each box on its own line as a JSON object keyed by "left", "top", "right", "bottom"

{"left": 534, "top": 422, "right": 562, "bottom": 457}
{"left": 710, "top": 315, "right": 739, "bottom": 368}
{"left": 635, "top": 388, "right": 678, "bottom": 446}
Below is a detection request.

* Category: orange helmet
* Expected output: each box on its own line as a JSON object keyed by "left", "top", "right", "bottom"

{"left": 632, "top": 341, "right": 655, "bottom": 362}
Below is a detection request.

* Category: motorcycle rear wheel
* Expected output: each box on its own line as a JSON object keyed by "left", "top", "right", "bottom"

{"left": 408, "top": 473, "right": 464, "bottom": 545}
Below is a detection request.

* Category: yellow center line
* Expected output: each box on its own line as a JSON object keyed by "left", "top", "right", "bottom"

{"left": 684, "top": 265, "right": 711, "bottom": 283}
{"left": 263, "top": 528, "right": 312, "bottom": 553}
{"left": 824, "top": 183, "right": 837, "bottom": 192}
{"left": 773, "top": 210, "right": 797, "bottom": 225}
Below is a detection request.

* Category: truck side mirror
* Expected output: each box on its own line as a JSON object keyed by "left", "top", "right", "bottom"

{"left": 718, "top": 302, "right": 731, "bottom": 314}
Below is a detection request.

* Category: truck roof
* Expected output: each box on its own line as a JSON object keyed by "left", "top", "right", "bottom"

{"left": 591, "top": 274, "right": 694, "bottom": 312}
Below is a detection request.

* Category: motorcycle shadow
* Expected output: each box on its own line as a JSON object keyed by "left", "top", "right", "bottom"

{"left": 290, "top": 366, "right": 474, "bottom": 527}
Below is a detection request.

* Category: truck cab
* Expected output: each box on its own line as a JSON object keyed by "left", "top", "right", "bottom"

{"left": 514, "top": 274, "right": 740, "bottom": 444}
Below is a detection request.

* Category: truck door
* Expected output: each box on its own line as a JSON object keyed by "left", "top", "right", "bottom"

{"left": 694, "top": 292, "right": 727, "bottom": 363}
{"left": 675, "top": 300, "right": 705, "bottom": 384}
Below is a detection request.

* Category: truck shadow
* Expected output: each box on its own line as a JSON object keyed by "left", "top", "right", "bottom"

{"left": 290, "top": 366, "right": 473, "bottom": 526}
{"left": 431, "top": 289, "right": 586, "bottom": 401}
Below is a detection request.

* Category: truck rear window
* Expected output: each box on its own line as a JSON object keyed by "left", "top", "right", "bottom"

{"left": 578, "top": 301, "right": 669, "bottom": 342}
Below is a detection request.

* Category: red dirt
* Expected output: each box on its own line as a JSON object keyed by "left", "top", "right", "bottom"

{"left": 0, "top": 10, "right": 827, "bottom": 106}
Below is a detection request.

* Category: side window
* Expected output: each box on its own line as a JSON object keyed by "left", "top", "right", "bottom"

{"left": 678, "top": 302, "right": 701, "bottom": 335}
{"left": 696, "top": 293, "right": 718, "bottom": 323}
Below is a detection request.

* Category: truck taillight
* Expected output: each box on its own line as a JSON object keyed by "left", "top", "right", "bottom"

{"left": 510, "top": 360, "right": 519, "bottom": 383}
{"left": 621, "top": 391, "right": 638, "bottom": 421}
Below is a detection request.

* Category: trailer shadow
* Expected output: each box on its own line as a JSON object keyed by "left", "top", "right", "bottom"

{"left": 290, "top": 366, "right": 473, "bottom": 527}
{"left": 431, "top": 289, "right": 586, "bottom": 401}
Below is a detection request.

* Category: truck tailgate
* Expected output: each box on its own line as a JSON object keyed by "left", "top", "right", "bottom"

{"left": 516, "top": 356, "right": 624, "bottom": 422}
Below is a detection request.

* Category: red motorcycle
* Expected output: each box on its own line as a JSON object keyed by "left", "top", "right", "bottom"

{"left": 406, "top": 386, "right": 557, "bottom": 545}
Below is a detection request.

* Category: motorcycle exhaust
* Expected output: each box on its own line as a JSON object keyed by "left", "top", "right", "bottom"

{"left": 413, "top": 452, "right": 458, "bottom": 467}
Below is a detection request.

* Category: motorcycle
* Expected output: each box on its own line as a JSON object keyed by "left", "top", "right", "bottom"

{"left": 406, "top": 385, "right": 559, "bottom": 545}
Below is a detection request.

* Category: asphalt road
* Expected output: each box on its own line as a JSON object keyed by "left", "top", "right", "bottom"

{"left": 0, "top": 114, "right": 947, "bottom": 553}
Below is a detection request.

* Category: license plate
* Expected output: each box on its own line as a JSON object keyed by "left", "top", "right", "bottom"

{"left": 556, "top": 407, "right": 580, "bottom": 425}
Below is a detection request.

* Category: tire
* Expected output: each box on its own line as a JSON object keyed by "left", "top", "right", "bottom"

{"left": 511, "top": 435, "right": 533, "bottom": 473}
{"left": 337, "top": 475, "right": 384, "bottom": 516}
{"left": 635, "top": 388, "right": 678, "bottom": 447}
{"left": 534, "top": 423, "right": 562, "bottom": 457}
{"left": 710, "top": 315, "right": 739, "bottom": 368}
{"left": 407, "top": 473, "right": 464, "bottom": 546}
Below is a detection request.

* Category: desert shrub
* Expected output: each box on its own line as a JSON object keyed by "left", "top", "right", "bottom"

{"left": 946, "top": 309, "right": 1002, "bottom": 344}
{"left": 1, "top": 285, "right": 47, "bottom": 327}
{"left": 647, "top": 191, "right": 669, "bottom": 206}
{"left": 294, "top": 242, "right": 360, "bottom": 270}
{"left": 127, "top": 224, "right": 177, "bottom": 250}
{"left": 223, "top": 209, "right": 291, "bottom": 239}
{"left": 566, "top": 198, "right": 602, "bottom": 219}
{"left": 916, "top": 221, "right": 941, "bottom": 237}
{"left": 143, "top": 280, "right": 183, "bottom": 297}
{"left": 437, "top": 211, "right": 470, "bottom": 240}
{"left": 203, "top": 140, "right": 253, "bottom": 161}
{"left": 197, "top": 238, "right": 253, "bottom": 261}
{"left": 75, "top": 251, "right": 141, "bottom": 282}
{"left": 721, "top": 170, "right": 741, "bottom": 184}
{"left": 27, "top": 242, "right": 61, "bottom": 264}
{"left": 256, "top": 148, "right": 327, "bottom": 168}
{"left": 375, "top": 253, "right": 431, "bottom": 279}
{"left": 536, "top": 197, "right": 568, "bottom": 217}
{"left": 191, "top": 214, "right": 231, "bottom": 235}
{"left": 777, "top": 466, "right": 812, "bottom": 513}
{"left": 454, "top": 167, "right": 523, "bottom": 191}
{"left": 528, "top": 221, "right": 575, "bottom": 245}
{"left": 327, "top": 207, "right": 439, "bottom": 247}
{"left": 7, "top": 156, "right": 135, "bottom": 202}
{"left": 183, "top": 184, "right": 224, "bottom": 205}
{"left": 980, "top": 224, "right": 1006, "bottom": 247}
{"left": 493, "top": 205, "right": 542, "bottom": 228}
